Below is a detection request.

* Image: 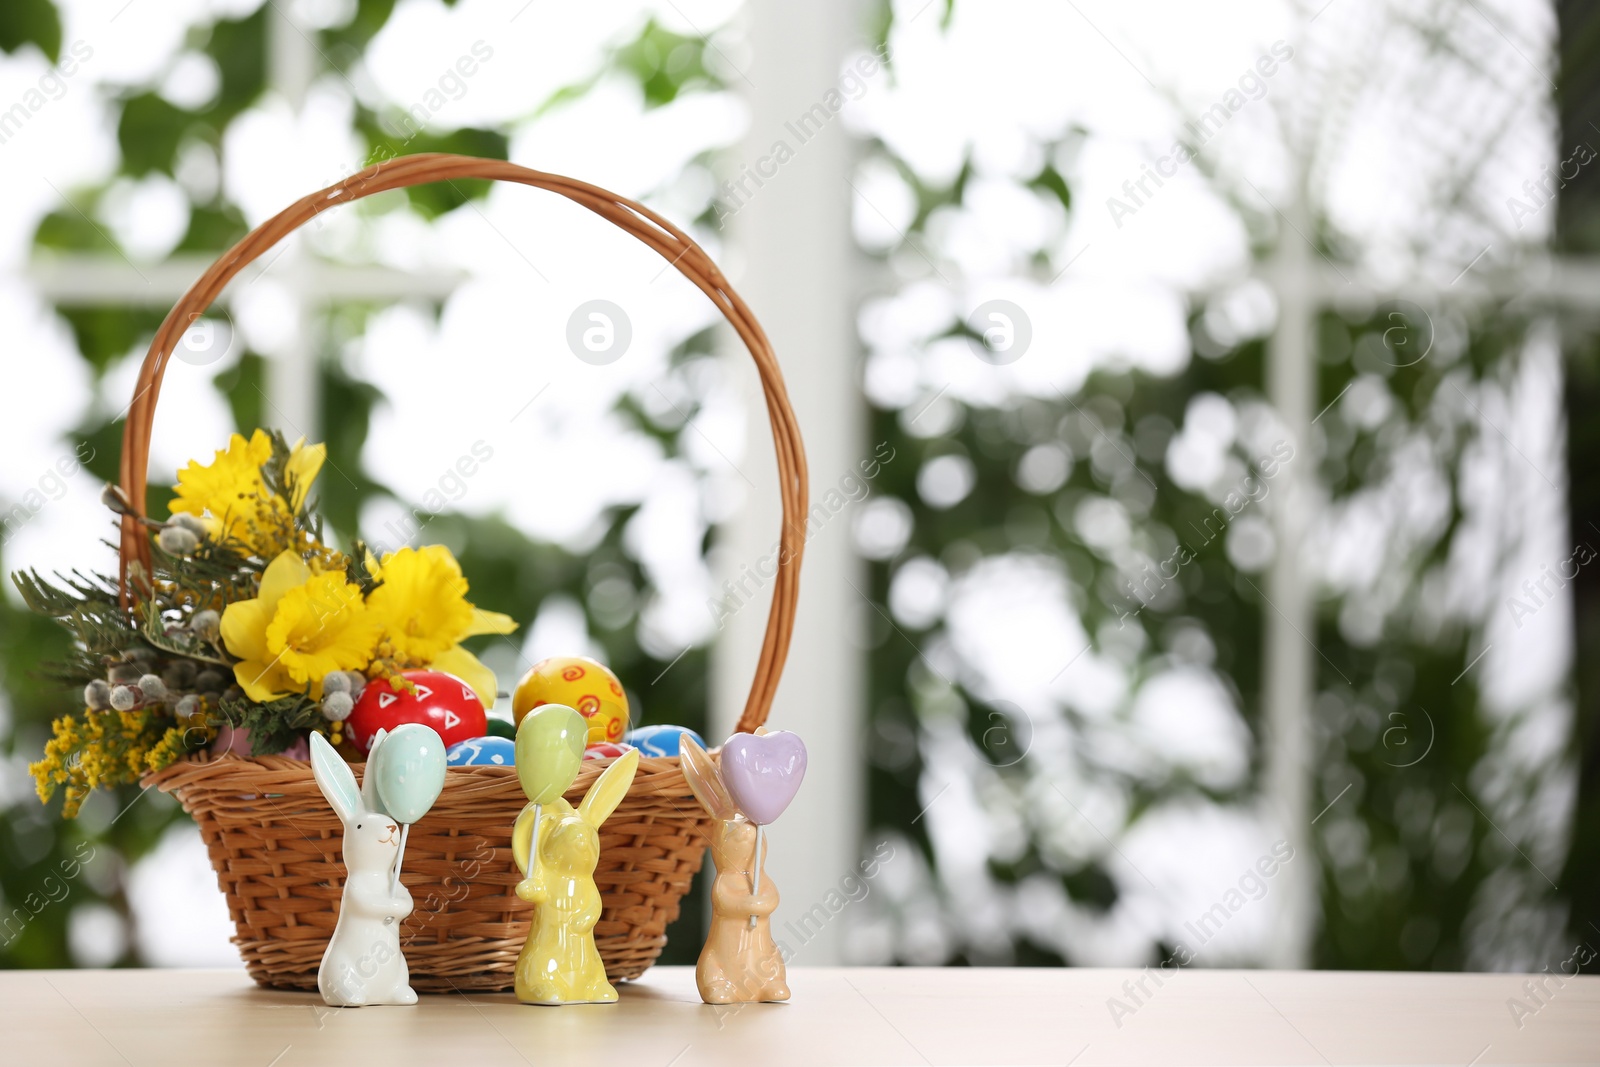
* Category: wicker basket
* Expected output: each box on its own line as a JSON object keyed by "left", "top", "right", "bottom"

{"left": 132, "top": 154, "right": 808, "bottom": 992}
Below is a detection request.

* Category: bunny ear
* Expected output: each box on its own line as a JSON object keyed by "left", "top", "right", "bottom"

{"left": 680, "top": 734, "right": 739, "bottom": 821}
{"left": 310, "top": 732, "right": 360, "bottom": 824}
{"left": 579, "top": 748, "right": 639, "bottom": 829}
{"left": 360, "top": 728, "right": 389, "bottom": 816}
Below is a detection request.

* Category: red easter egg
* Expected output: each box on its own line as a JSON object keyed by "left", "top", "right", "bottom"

{"left": 347, "top": 670, "right": 487, "bottom": 754}
{"left": 583, "top": 741, "right": 634, "bottom": 761}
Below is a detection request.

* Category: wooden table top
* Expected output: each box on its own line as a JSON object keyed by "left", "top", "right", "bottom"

{"left": 3, "top": 966, "right": 1595, "bottom": 1066}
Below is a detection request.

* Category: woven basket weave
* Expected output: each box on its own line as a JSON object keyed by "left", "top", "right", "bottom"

{"left": 134, "top": 154, "right": 808, "bottom": 992}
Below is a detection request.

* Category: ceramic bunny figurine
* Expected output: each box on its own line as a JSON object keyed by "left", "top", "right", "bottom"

{"left": 310, "top": 729, "right": 417, "bottom": 1006}
{"left": 680, "top": 735, "right": 791, "bottom": 1004}
{"left": 510, "top": 747, "right": 639, "bottom": 1005}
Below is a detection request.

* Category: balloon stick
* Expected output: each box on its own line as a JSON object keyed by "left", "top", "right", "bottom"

{"left": 392, "top": 823, "right": 411, "bottom": 895}
{"left": 749, "top": 823, "right": 763, "bottom": 926}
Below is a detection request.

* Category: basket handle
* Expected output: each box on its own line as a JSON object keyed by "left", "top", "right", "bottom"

{"left": 116, "top": 153, "right": 807, "bottom": 734}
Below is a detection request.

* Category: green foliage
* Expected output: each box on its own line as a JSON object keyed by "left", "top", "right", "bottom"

{"left": 53, "top": 307, "right": 168, "bottom": 375}
{"left": 313, "top": 359, "right": 386, "bottom": 535}
{"left": 116, "top": 93, "right": 196, "bottom": 176}
{"left": 205, "top": 6, "right": 269, "bottom": 125}
{"left": 1312, "top": 644, "right": 1493, "bottom": 969}
{"left": 34, "top": 204, "right": 123, "bottom": 255}
{"left": 324, "top": 0, "right": 400, "bottom": 54}
{"left": 72, "top": 422, "right": 124, "bottom": 486}
{"left": 111, "top": 8, "right": 269, "bottom": 180}
{"left": 177, "top": 203, "right": 250, "bottom": 253}
{"left": 214, "top": 354, "right": 268, "bottom": 433}
{"left": 352, "top": 114, "right": 509, "bottom": 217}
{"left": 0, "top": 0, "right": 60, "bottom": 62}
{"left": 1027, "top": 160, "right": 1072, "bottom": 214}
{"left": 613, "top": 20, "right": 716, "bottom": 108}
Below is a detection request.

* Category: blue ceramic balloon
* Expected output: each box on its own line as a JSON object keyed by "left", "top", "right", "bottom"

{"left": 624, "top": 724, "right": 706, "bottom": 759}
{"left": 372, "top": 722, "right": 447, "bottom": 824}
{"left": 446, "top": 736, "right": 517, "bottom": 767}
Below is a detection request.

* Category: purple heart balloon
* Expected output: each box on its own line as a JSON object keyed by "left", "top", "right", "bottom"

{"left": 719, "top": 731, "right": 807, "bottom": 826}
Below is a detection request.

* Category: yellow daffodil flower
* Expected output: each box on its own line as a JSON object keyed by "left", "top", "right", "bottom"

{"left": 221, "top": 551, "right": 381, "bottom": 701}
{"left": 284, "top": 437, "right": 326, "bottom": 512}
{"left": 170, "top": 429, "right": 273, "bottom": 541}
{"left": 170, "top": 430, "right": 326, "bottom": 558}
{"left": 365, "top": 545, "right": 517, "bottom": 706}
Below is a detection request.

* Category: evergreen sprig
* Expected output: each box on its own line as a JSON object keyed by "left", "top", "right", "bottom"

{"left": 261, "top": 428, "right": 326, "bottom": 546}
{"left": 219, "top": 693, "right": 321, "bottom": 756}
{"left": 11, "top": 566, "right": 136, "bottom": 680}
{"left": 344, "top": 538, "right": 382, "bottom": 596}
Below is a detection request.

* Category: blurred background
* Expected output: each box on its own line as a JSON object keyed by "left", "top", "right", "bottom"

{"left": 1, "top": 0, "right": 1596, "bottom": 976}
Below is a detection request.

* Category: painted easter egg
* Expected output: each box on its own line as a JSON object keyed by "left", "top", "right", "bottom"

{"left": 583, "top": 741, "right": 634, "bottom": 761}
{"left": 513, "top": 655, "right": 629, "bottom": 745}
{"left": 485, "top": 716, "right": 516, "bottom": 740}
{"left": 347, "top": 669, "right": 488, "bottom": 755}
{"left": 623, "top": 724, "right": 705, "bottom": 758}
{"left": 446, "top": 736, "right": 517, "bottom": 767}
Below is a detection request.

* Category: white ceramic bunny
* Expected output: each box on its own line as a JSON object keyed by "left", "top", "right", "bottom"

{"left": 311, "top": 729, "right": 417, "bottom": 1006}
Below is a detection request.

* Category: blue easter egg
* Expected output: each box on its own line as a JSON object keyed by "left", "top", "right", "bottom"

{"left": 446, "top": 736, "right": 517, "bottom": 767}
{"left": 623, "top": 724, "right": 706, "bottom": 758}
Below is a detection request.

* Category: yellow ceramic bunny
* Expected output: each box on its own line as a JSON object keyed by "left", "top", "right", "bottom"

{"left": 510, "top": 748, "right": 639, "bottom": 1005}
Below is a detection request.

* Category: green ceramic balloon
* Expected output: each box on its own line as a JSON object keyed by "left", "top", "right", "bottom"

{"left": 515, "top": 704, "right": 587, "bottom": 804}
{"left": 372, "top": 722, "right": 447, "bottom": 825}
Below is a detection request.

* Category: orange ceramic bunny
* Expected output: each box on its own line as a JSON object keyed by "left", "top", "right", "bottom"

{"left": 680, "top": 736, "right": 789, "bottom": 1003}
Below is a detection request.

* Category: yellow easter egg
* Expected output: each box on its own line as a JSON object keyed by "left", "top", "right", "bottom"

{"left": 512, "top": 655, "right": 629, "bottom": 744}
